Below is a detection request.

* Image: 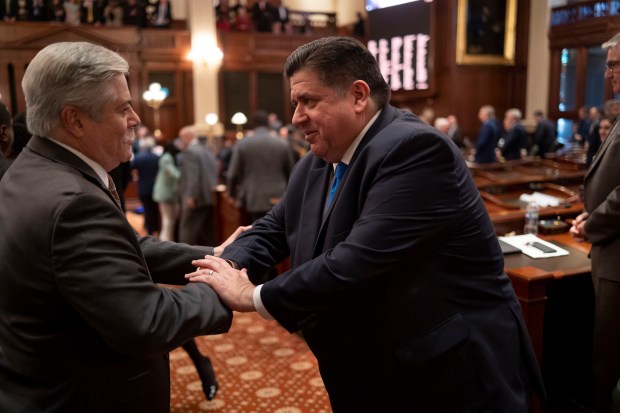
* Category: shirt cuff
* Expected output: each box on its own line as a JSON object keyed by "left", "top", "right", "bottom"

{"left": 253, "top": 284, "right": 274, "bottom": 320}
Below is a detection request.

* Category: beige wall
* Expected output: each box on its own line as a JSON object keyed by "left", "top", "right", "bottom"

{"left": 525, "top": 2, "right": 551, "bottom": 119}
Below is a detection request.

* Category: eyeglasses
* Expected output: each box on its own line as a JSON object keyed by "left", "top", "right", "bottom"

{"left": 606, "top": 60, "right": 620, "bottom": 73}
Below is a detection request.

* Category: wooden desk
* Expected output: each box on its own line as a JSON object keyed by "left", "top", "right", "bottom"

{"left": 470, "top": 157, "right": 586, "bottom": 191}
{"left": 481, "top": 184, "right": 584, "bottom": 235}
{"left": 504, "top": 233, "right": 593, "bottom": 411}
{"left": 505, "top": 233, "right": 591, "bottom": 360}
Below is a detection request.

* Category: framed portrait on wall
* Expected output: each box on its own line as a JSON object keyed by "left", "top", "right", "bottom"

{"left": 456, "top": 0, "right": 517, "bottom": 65}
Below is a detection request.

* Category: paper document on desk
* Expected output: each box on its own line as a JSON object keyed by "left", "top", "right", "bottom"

{"left": 519, "top": 192, "right": 563, "bottom": 207}
{"left": 498, "top": 234, "right": 570, "bottom": 259}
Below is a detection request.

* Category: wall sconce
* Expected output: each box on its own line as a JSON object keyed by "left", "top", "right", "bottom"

{"left": 143, "top": 82, "right": 168, "bottom": 137}
{"left": 231, "top": 112, "right": 247, "bottom": 140}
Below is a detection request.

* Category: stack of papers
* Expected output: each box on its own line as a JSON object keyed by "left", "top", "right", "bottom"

{"left": 519, "top": 192, "right": 563, "bottom": 207}
{"left": 498, "top": 234, "right": 570, "bottom": 259}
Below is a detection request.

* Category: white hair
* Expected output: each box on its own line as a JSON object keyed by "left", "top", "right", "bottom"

{"left": 505, "top": 108, "right": 522, "bottom": 121}
{"left": 22, "top": 42, "right": 129, "bottom": 137}
{"left": 434, "top": 117, "right": 450, "bottom": 132}
{"left": 602, "top": 33, "right": 620, "bottom": 49}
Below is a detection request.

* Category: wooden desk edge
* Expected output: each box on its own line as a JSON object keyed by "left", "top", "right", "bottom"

{"left": 505, "top": 266, "right": 555, "bottom": 282}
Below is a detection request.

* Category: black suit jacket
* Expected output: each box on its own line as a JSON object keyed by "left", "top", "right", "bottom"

{"left": 475, "top": 119, "right": 500, "bottom": 163}
{"left": 501, "top": 123, "right": 527, "bottom": 160}
{"left": 0, "top": 136, "right": 232, "bottom": 412}
{"left": 223, "top": 105, "right": 543, "bottom": 411}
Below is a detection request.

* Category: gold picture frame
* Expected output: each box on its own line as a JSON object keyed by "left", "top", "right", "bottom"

{"left": 456, "top": 0, "right": 517, "bottom": 65}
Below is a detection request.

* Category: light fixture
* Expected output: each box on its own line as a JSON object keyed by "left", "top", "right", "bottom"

{"left": 143, "top": 82, "right": 168, "bottom": 137}
{"left": 205, "top": 113, "right": 219, "bottom": 126}
{"left": 187, "top": 36, "right": 224, "bottom": 66}
{"left": 231, "top": 112, "right": 248, "bottom": 140}
{"left": 201, "top": 112, "right": 224, "bottom": 148}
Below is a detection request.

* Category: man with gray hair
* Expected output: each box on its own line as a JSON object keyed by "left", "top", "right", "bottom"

{"left": 176, "top": 125, "right": 219, "bottom": 247}
{"left": 571, "top": 32, "right": 620, "bottom": 413}
{"left": 498, "top": 108, "right": 526, "bottom": 161}
{"left": 0, "top": 42, "right": 235, "bottom": 412}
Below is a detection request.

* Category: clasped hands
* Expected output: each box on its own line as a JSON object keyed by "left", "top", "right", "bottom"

{"left": 569, "top": 211, "right": 589, "bottom": 242}
{"left": 185, "top": 256, "right": 256, "bottom": 312}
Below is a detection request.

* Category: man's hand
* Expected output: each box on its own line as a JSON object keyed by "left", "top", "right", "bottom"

{"left": 569, "top": 211, "right": 589, "bottom": 242}
{"left": 186, "top": 256, "right": 256, "bottom": 312}
{"left": 213, "top": 225, "right": 252, "bottom": 257}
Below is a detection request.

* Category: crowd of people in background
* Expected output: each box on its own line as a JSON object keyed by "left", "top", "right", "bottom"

{"left": 1, "top": 0, "right": 173, "bottom": 27}
{"left": 215, "top": 0, "right": 341, "bottom": 35}
{"left": 122, "top": 110, "right": 308, "bottom": 239}
{"left": 0, "top": 0, "right": 344, "bottom": 35}
{"left": 417, "top": 99, "right": 620, "bottom": 167}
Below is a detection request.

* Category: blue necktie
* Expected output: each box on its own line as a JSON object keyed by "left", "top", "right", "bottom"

{"left": 327, "top": 162, "right": 347, "bottom": 207}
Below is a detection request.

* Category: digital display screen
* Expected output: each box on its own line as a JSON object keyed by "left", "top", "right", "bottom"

{"left": 366, "top": 0, "right": 420, "bottom": 12}
{"left": 367, "top": 0, "right": 433, "bottom": 92}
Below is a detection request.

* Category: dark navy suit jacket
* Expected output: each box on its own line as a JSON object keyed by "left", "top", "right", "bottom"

{"left": 501, "top": 123, "right": 527, "bottom": 160}
{"left": 475, "top": 119, "right": 500, "bottom": 164}
{"left": 223, "top": 105, "right": 543, "bottom": 412}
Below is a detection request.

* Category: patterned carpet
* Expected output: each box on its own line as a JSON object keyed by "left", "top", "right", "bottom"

{"left": 125, "top": 209, "right": 331, "bottom": 412}
{"left": 169, "top": 312, "right": 332, "bottom": 413}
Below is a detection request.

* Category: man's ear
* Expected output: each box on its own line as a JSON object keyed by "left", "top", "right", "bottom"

{"left": 350, "top": 80, "right": 370, "bottom": 113}
{"left": 61, "top": 106, "right": 86, "bottom": 138}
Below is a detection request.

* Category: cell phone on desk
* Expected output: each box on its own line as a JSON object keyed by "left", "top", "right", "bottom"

{"left": 526, "top": 241, "right": 557, "bottom": 254}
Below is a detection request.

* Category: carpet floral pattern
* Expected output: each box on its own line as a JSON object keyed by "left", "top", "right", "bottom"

{"left": 169, "top": 311, "right": 332, "bottom": 413}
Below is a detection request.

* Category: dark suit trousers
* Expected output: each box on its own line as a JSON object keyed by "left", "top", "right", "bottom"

{"left": 593, "top": 276, "right": 620, "bottom": 413}
{"left": 179, "top": 205, "right": 216, "bottom": 246}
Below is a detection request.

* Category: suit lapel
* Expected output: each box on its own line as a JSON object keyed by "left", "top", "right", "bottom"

{"left": 28, "top": 136, "right": 115, "bottom": 205}
{"left": 298, "top": 159, "right": 331, "bottom": 261}
{"left": 312, "top": 106, "right": 401, "bottom": 256}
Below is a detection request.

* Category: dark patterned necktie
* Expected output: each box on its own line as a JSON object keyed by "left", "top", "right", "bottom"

{"left": 107, "top": 174, "right": 122, "bottom": 209}
{"left": 327, "top": 162, "right": 347, "bottom": 207}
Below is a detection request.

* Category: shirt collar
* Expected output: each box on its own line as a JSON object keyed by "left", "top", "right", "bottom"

{"left": 47, "top": 137, "right": 109, "bottom": 186}
{"left": 334, "top": 109, "right": 381, "bottom": 170}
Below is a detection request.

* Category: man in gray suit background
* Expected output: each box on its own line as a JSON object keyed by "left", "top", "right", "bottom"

{"left": 177, "top": 125, "right": 219, "bottom": 246}
{"left": 227, "top": 110, "right": 294, "bottom": 223}
{"left": 571, "top": 32, "right": 620, "bottom": 413}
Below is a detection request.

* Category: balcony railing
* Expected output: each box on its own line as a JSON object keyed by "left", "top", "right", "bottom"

{"left": 551, "top": 0, "right": 620, "bottom": 26}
